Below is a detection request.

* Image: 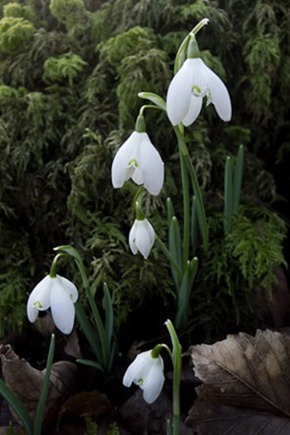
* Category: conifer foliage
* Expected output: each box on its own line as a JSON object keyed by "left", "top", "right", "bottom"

{"left": 0, "top": 0, "right": 288, "bottom": 338}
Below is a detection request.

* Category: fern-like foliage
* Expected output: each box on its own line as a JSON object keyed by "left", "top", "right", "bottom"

{"left": 0, "top": 0, "right": 288, "bottom": 342}
{"left": 43, "top": 52, "right": 88, "bottom": 85}
{"left": 0, "top": 16, "right": 35, "bottom": 54}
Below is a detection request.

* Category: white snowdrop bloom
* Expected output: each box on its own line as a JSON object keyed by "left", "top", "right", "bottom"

{"left": 123, "top": 350, "right": 165, "bottom": 404}
{"left": 129, "top": 218, "right": 155, "bottom": 259}
{"left": 167, "top": 57, "right": 232, "bottom": 126}
{"left": 111, "top": 131, "right": 164, "bottom": 196}
{"left": 27, "top": 274, "right": 78, "bottom": 335}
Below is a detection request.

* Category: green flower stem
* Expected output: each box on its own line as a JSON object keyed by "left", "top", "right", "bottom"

{"left": 178, "top": 147, "right": 190, "bottom": 268}
{"left": 33, "top": 334, "right": 55, "bottom": 435}
{"left": 174, "top": 18, "right": 209, "bottom": 74}
{"left": 155, "top": 236, "right": 183, "bottom": 284}
{"left": 139, "top": 104, "right": 164, "bottom": 116}
{"left": 49, "top": 253, "right": 64, "bottom": 278}
{"left": 174, "top": 126, "right": 209, "bottom": 252}
{"left": 174, "top": 33, "right": 190, "bottom": 74}
{"left": 53, "top": 245, "right": 112, "bottom": 373}
{"left": 191, "top": 18, "right": 209, "bottom": 36}
{"left": 138, "top": 92, "right": 167, "bottom": 111}
{"left": 133, "top": 187, "right": 144, "bottom": 206}
{"left": 165, "top": 319, "right": 181, "bottom": 435}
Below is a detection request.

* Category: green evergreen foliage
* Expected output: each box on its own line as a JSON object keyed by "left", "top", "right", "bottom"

{"left": 0, "top": 16, "right": 35, "bottom": 54}
{"left": 43, "top": 52, "right": 88, "bottom": 85}
{"left": 0, "top": 0, "right": 288, "bottom": 339}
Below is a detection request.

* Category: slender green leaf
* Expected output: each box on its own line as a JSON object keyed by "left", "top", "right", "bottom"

{"left": 184, "top": 156, "right": 209, "bottom": 252}
{"left": 77, "top": 359, "right": 104, "bottom": 371}
{"left": 155, "top": 237, "right": 183, "bottom": 284}
{"left": 102, "top": 282, "right": 114, "bottom": 348}
{"left": 75, "top": 302, "right": 102, "bottom": 364}
{"left": 0, "top": 379, "right": 33, "bottom": 434}
{"left": 166, "top": 197, "right": 175, "bottom": 227}
{"left": 232, "top": 145, "right": 244, "bottom": 213}
{"left": 175, "top": 258, "right": 198, "bottom": 329}
{"left": 169, "top": 216, "right": 183, "bottom": 289}
{"left": 169, "top": 217, "right": 183, "bottom": 270}
{"left": 191, "top": 196, "right": 197, "bottom": 253}
{"left": 224, "top": 156, "right": 233, "bottom": 234}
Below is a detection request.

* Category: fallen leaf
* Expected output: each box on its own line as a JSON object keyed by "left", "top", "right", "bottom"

{"left": 63, "top": 328, "right": 82, "bottom": 359}
{"left": 0, "top": 344, "right": 78, "bottom": 425}
{"left": 58, "top": 390, "right": 113, "bottom": 423}
{"left": 187, "top": 329, "right": 290, "bottom": 434}
{"left": 187, "top": 402, "right": 290, "bottom": 434}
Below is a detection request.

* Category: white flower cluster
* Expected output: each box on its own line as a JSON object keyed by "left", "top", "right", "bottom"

{"left": 111, "top": 50, "right": 231, "bottom": 259}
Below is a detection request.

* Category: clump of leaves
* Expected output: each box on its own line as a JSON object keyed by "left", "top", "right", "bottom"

{"left": 0, "top": 16, "right": 35, "bottom": 54}
{"left": 43, "top": 52, "right": 88, "bottom": 85}
{"left": 191, "top": 206, "right": 287, "bottom": 341}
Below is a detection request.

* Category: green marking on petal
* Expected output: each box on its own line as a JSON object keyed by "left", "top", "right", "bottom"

{"left": 192, "top": 85, "right": 202, "bottom": 95}
{"left": 128, "top": 158, "right": 139, "bottom": 168}
{"left": 137, "top": 378, "right": 143, "bottom": 385}
{"left": 33, "top": 300, "right": 43, "bottom": 309}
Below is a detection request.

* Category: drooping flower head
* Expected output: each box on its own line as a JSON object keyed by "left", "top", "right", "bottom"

{"left": 111, "top": 115, "right": 164, "bottom": 196}
{"left": 27, "top": 274, "right": 78, "bottom": 334}
{"left": 123, "top": 349, "right": 165, "bottom": 404}
{"left": 129, "top": 217, "right": 155, "bottom": 259}
{"left": 166, "top": 34, "right": 232, "bottom": 126}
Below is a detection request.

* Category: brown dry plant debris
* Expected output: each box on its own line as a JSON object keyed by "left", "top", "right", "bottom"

{"left": 187, "top": 329, "right": 290, "bottom": 434}
{"left": 0, "top": 344, "right": 78, "bottom": 426}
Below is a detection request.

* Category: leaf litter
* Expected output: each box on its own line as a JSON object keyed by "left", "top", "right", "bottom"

{"left": 187, "top": 329, "right": 290, "bottom": 434}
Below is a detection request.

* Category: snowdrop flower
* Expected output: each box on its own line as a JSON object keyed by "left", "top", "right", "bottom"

{"left": 167, "top": 57, "right": 232, "bottom": 126}
{"left": 111, "top": 130, "right": 164, "bottom": 196}
{"left": 123, "top": 350, "right": 165, "bottom": 404}
{"left": 129, "top": 218, "right": 155, "bottom": 259}
{"left": 27, "top": 274, "right": 78, "bottom": 334}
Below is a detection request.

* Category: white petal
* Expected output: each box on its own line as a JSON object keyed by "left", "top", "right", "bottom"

{"left": 27, "top": 304, "right": 39, "bottom": 323}
{"left": 201, "top": 60, "right": 232, "bottom": 121}
{"left": 111, "top": 132, "right": 140, "bottom": 188}
{"left": 123, "top": 351, "right": 152, "bottom": 387}
{"left": 182, "top": 94, "right": 203, "bottom": 126}
{"left": 166, "top": 59, "right": 194, "bottom": 125}
{"left": 129, "top": 220, "right": 138, "bottom": 255}
{"left": 27, "top": 275, "right": 52, "bottom": 313}
{"left": 137, "top": 133, "right": 164, "bottom": 196}
{"left": 56, "top": 275, "right": 78, "bottom": 303}
{"left": 130, "top": 164, "right": 143, "bottom": 186}
{"left": 135, "top": 220, "right": 155, "bottom": 259}
{"left": 142, "top": 357, "right": 165, "bottom": 404}
{"left": 50, "top": 283, "right": 75, "bottom": 334}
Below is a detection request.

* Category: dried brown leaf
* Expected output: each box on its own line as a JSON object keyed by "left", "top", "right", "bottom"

{"left": 0, "top": 344, "right": 78, "bottom": 425}
{"left": 187, "top": 402, "right": 290, "bottom": 434}
{"left": 58, "top": 390, "right": 113, "bottom": 423}
{"left": 63, "top": 328, "right": 82, "bottom": 359}
{"left": 187, "top": 329, "right": 290, "bottom": 434}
